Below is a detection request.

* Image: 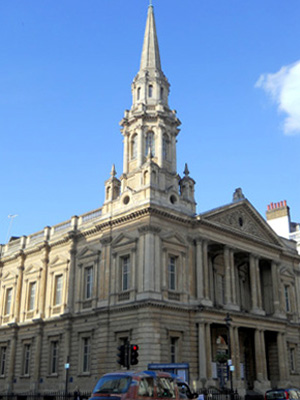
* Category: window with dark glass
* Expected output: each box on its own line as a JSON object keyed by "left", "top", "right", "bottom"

{"left": 50, "top": 341, "right": 58, "bottom": 374}
{"left": 28, "top": 281, "right": 36, "bottom": 311}
{"left": 0, "top": 346, "right": 7, "bottom": 376}
{"left": 83, "top": 337, "right": 91, "bottom": 373}
{"left": 168, "top": 256, "right": 176, "bottom": 290}
{"left": 284, "top": 285, "right": 290, "bottom": 312}
{"left": 121, "top": 256, "right": 130, "bottom": 291}
{"left": 148, "top": 85, "right": 153, "bottom": 98}
{"left": 84, "top": 267, "right": 93, "bottom": 300}
{"left": 23, "top": 344, "right": 31, "bottom": 375}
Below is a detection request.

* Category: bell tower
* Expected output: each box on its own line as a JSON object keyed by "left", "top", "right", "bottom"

{"left": 102, "top": 4, "right": 196, "bottom": 216}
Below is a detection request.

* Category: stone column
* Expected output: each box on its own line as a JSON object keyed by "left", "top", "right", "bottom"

{"left": 171, "top": 134, "right": 177, "bottom": 173}
{"left": 198, "top": 322, "right": 207, "bottom": 382}
{"left": 137, "top": 125, "right": 144, "bottom": 167}
{"left": 230, "top": 249, "right": 237, "bottom": 306}
{"left": 196, "top": 239, "right": 204, "bottom": 300}
{"left": 203, "top": 241, "right": 209, "bottom": 301}
{"left": 233, "top": 326, "right": 240, "bottom": 382}
{"left": 64, "top": 319, "right": 72, "bottom": 378}
{"left": 38, "top": 244, "right": 50, "bottom": 318}
{"left": 33, "top": 321, "right": 43, "bottom": 391}
{"left": 256, "top": 258, "right": 263, "bottom": 311}
{"left": 271, "top": 261, "right": 281, "bottom": 316}
{"left": 157, "top": 125, "right": 163, "bottom": 167}
{"left": 277, "top": 332, "right": 287, "bottom": 381}
{"left": 260, "top": 330, "right": 268, "bottom": 380}
{"left": 7, "top": 323, "right": 18, "bottom": 393}
{"left": 205, "top": 323, "right": 212, "bottom": 380}
{"left": 224, "top": 246, "right": 232, "bottom": 306}
{"left": 254, "top": 328, "right": 263, "bottom": 381}
{"left": 66, "top": 231, "right": 77, "bottom": 314}
{"left": 123, "top": 132, "right": 129, "bottom": 174}
{"left": 250, "top": 255, "right": 258, "bottom": 312}
{"left": 14, "top": 253, "right": 25, "bottom": 322}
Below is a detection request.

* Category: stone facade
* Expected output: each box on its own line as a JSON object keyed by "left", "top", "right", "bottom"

{"left": 1, "top": 4, "right": 300, "bottom": 397}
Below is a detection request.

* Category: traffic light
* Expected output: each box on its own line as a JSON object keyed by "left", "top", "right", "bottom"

{"left": 117, "top": 344, "right": 126, "bottom": 367}
{"left": 130, "top": 344, "right": 139, "bottom": 366}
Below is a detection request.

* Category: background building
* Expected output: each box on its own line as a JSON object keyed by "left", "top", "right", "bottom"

{"left": 1, "top": 5, "right": 300, "bottom": 397}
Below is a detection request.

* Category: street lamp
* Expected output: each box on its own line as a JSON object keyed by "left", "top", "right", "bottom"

{"left": 224, "top": 313, "right": 233, "bottom": 396}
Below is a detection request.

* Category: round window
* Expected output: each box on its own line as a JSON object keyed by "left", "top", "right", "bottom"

{"left": 170, "top": 195, "right": 177, "bottom": 204}
{"left": 123, "top": 196, "right": 130, "bottom": 205}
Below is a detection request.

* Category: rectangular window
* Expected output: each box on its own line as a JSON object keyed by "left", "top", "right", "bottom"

{"left": 28, "top": 282, "right": 36, "bottom": 311}
{"left": 121, "top": 256, "right": 130, "bottom": 291}
{"left": 170, "top": 337, "right": 178, "bottom": 363}
{"left": 0, "top": 346, "right": 7, "bottom": 376}
{"left": 168, "top": 256, "right": 176, "bottom": 291}
{"left": 290, "top": 347, "right": 296, "bottom": 372}
{"left": 84, "top": 267, "right": 93, "bottom": 300}
{"left": 50, "top": 341, "right": 59, "bottom": 374}
{"left": 5, "top": 288, "right": 12, "bottom": 315}
{"left": 284, "top": 285, "right": 290, "bottom": 312}
{"left": 82, "top": 337, "right": 91, "bottom": 373}
{"left": 54, "top": 275, "right": 63, "bottom": 305}
{"left": 23, "top": 344, "right": 31, "bottom": 375}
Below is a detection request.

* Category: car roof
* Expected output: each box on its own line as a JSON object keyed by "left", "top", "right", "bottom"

{"left": 101, "top": 371, "right": 175, "bottom": 379}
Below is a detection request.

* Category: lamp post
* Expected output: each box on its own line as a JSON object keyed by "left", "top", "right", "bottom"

{"left": 224, "top": 313, "right": 233, "bottom": 396}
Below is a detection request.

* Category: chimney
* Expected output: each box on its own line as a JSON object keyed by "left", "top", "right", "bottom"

{"left": 266, "top": 200, "right": 291, "bottom": 239}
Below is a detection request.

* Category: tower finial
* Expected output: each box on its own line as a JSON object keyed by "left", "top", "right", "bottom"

{"left": 110, "top": 164, "right": 117, "bottom": 178}
{"left": 149, "top": 0, "right": 153, "bottom": 6}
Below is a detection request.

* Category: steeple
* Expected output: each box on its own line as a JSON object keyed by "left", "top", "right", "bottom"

{"left": 102, "top": 4, "right": 196, "bottom": 217}
{"left": 140, "top": 5, "right": 161, "bottom": 72}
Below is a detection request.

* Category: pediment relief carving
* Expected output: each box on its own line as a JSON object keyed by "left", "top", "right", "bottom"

{"left": 204, "top": 205, "right": 278, "bottom": 244}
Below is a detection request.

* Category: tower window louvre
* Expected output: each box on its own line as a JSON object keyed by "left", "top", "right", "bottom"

{"left": 148, "top": 85, "right": 153, "bottom": 98}
{"left": 145, "top": 132, "right": 155, "bottom": 156}
{"left": 137, "top": 87, "right": 141, "bottom": 100}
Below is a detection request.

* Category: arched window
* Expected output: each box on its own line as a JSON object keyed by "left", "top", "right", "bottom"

{"left": 145, "top": 131, "right": 155, "bottom": 156}
{"left": 160, "top": 86, "right": 164, "bottom": 100}
{"left": 131, "top": 134, "right": 137, "bottom": 159}
{"left": 163, "top": 133, "right": 169, "bottom": 160}
{"left": 137, "top": 87, "right": 141, "bottom": 100}
{"left": 148, "top": 85, "right": 153, "bottom": 98}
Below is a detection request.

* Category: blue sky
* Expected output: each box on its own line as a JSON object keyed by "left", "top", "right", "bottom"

{"left": 1, "top": 0, "right": 300, "bottom": 243}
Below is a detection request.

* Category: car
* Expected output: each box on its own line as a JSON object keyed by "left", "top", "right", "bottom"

{"left": 265, "top": 389, "right": 300, "bottom": 400}
{"left": 89, "top": 371, "right": 181, "bottom": 400}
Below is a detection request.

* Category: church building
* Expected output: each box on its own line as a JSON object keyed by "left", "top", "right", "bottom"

{"left": 1, "top": 4, "right": 300, "bottom": 397}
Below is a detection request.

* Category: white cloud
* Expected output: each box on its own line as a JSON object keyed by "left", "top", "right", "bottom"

{"left": 255, "top": 60, "right": 300, "bottom": 135}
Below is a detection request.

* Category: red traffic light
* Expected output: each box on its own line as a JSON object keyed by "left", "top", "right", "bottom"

{"left": 132, "top": 345, "right": 139, "bottom": 351}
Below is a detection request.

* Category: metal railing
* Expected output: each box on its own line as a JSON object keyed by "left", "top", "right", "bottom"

{"left": 0, "top": 392, "right": 91, "bottom": 400}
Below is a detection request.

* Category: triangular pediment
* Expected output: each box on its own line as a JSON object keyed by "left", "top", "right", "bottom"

{"left": 25, "top": 263, "right": 41, "bottom": 275}
{"left": 77, "top": 246, "right": 100, "bottom": 259}
{"left": 49, "top": 255, "right": 69, "bottom": 266}
{"left": 111, "top": 233, "right": 136, "bottom": 248}
{"left": 2, "top": 271, "right": 16, "bottom": 281}
{"left": 201, "top": 200, "right": 282, "bottom": 246}
{"left": 280, "top": 266, "right": 295, "bottom": 278}
{"left": 161, "top": 231, "right": 188, "bottom": 247}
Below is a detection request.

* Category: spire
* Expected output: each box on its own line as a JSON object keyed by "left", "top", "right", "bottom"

{"left": 140, "top": 4, "right": 161, "bottom": 71}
